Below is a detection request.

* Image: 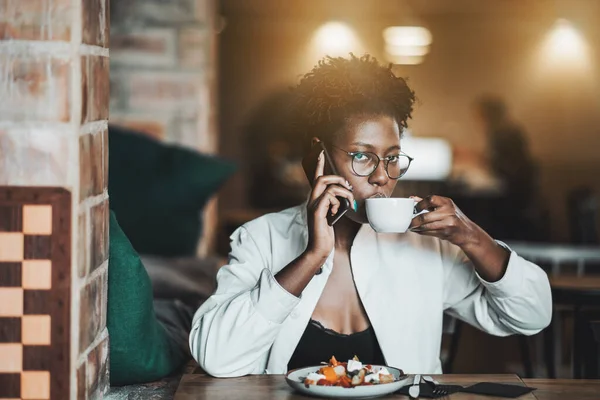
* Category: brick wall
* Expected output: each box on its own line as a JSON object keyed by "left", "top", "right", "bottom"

{"left": 0, "top": 0, "right": 110, "bottom": 399}
{"left": 110, "top": 0, "right": 217, "bottom": 150}
{"left": 110, "top": 0, "right": 219, "bottom": 254}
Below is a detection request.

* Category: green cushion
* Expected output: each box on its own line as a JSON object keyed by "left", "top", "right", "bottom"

{"left": 107, "top": 211, "right": 184, "bottom": 385}
{"left": 108, "top": 125, "right": 236, "bottom": 256}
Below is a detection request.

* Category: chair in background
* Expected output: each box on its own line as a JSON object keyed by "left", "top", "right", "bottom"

{"left": 577, "top": 316, "right": 600, "bottom": 378}
{"left": 589, "top": 320, "right": 600, "bottom": 378}
{"left": 443, "top": 316, "right": 534, "bottom": 378}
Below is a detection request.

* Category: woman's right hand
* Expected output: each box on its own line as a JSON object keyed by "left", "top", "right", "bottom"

{"left": 305, "top": 151, "right": 355, "bottom": 259}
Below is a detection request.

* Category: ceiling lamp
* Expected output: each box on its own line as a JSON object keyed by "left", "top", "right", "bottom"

{"left": 383, "top": 26, "right": 432, "bottom": 65}
{"left": 312, "top": 21, "right": 361, "bottom": 58}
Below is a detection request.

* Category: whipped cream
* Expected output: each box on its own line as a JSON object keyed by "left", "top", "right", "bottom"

{"left": 305, "top": 372, "right": 326, "bottom": 384}
{"left": 347, "top": 359, "right": 363, "bottom": 372}
{"left": 364, "top": 367, "right": 392, "bottom": 383}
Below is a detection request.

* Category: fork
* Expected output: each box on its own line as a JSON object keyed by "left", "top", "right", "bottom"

{"left": 432, "top": 385, "right": 450, "bottom": 397}
{"left": 423, "top": 376, "right": 460, "bottom": 397}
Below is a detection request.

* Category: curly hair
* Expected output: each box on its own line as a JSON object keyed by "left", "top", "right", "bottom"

{"left": 290, "top": 54, "right": 416, "bottom": 152}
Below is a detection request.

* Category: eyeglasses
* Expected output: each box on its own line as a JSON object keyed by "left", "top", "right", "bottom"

{"left": 329, "top": 145, "right": 414, "bottom": 179}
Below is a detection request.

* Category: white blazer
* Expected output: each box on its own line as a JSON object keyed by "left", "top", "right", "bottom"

{"left": 189, "top": 204, "right": 552, "bottom": 377}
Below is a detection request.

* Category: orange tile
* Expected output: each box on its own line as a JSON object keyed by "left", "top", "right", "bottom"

{"left": 0, "top": 233, "right": 24, "bottom": 262}
{"left": 0, "top": 343, "right": 22, "bottom": 372}
{"left": 22, "top": 205, "right": 53, "bottom": 235}
{"left": 0, "top": 288, "right": 23, "bottom": 316}
{"left": 22, "top": 371, "right": 51, "bottom": 399}
{"left": 22, "top": 260, "right": 52, "bottom": 289}
{"left": 22, "top": 315, "right": 51, "bottom": 345}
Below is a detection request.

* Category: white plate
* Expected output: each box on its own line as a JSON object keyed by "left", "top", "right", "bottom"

{"left": 285, "top": 365, "right": 411, "bottom": 399}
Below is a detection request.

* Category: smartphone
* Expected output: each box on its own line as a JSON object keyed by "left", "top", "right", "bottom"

{"left": 301, "top": 141, "right": 351, "bottom": 226}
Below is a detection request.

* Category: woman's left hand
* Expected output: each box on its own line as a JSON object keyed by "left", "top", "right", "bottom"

{"left": 408, "top": 195, "right": 483, "bottom": 248}
{"left": 409, "top": 195, "right": 511, "bottom": 282}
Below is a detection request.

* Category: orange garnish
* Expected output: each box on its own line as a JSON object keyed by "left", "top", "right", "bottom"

{"left": 320, "top": 366, "right": 338, "bottom": 383}
{"left": 307, "top": 355, "right": 396, "bottom": 388}
{"left": 338, "top": 375, "right": 353, "bottom": 388}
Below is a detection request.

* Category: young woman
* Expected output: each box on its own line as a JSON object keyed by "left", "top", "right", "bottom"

{"left": 190, "top": 55, "right": 552, "bottom": 377}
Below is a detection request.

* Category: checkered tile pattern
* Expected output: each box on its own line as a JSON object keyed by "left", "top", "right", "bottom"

{"left": 0, "top": 205, "right": 53, "bottom": 400}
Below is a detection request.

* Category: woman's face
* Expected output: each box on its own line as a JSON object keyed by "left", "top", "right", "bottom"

{"left": 327, "top": 114, "right": 402, "bottom": 224}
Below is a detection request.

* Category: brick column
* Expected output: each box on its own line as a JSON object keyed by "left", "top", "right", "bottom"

{"left": 110, "top": 0, "right": 219, "bottom": 254}
{"left": 0, "top": 0, "right": 110, "bottom": 399}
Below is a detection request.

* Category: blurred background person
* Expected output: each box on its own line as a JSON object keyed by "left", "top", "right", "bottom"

{"left": 244, "top": 88, "right": 310, "bottom": 210}
{"left": 473, "top": 95, "right": 542, "bottom": 241}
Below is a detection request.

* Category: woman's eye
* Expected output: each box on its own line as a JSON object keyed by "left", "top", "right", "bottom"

{"left": 387, "top": 155, "right": 400, "bottom": 163}
{"left": 354, "top": 153, "right": 368, "bottom": 161}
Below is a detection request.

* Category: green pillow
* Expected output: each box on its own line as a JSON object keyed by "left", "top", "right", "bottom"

{"left": 108, "top": 125, "right": 236, "bottom": 256}
{"left": 107, "top": 211, "right": 184, "bottom": 385}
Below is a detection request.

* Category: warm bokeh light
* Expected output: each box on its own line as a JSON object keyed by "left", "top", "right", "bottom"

{"left": 312, "top": 22, "right": 361, "bottom": 57}
{"left": 383, "top": 26, "right": 432, "bottom": 65}
{"left": 384, "top": 44, "right": 430, "bottom": 57}
{"left": 540, "top": 19, "right": 591, "bottom": 70}
{"left": 400, "top": 136, "right": 452, "bottom": 181}
{"left": 383, "top": 26, "right": 432, "bottom": 47}
{"left": 299, "top": 21, "right": 364, "bottom": 72}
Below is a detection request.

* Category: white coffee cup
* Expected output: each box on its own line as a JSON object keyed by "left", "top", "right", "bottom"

{"left": 365, "top": 197, "right": 424, "bottom": 233}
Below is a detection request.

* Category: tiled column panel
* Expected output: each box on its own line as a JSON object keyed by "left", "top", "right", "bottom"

{"left": 0, "top": 188, "right": 71, "bottom": 400}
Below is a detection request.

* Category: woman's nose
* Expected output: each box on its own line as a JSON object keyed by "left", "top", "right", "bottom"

{"left": 368, "top": 162, "right": 389, "bottom": 186}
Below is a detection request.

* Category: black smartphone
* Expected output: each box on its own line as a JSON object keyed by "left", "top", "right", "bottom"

{"left": 301, "top": 141, "right": 351, "bottom": 226}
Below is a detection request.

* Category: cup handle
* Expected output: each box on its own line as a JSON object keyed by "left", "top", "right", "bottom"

{"left": 413, "top": 201, "right": 429, "bottom": 218}
{"left": 413, "top": 209, "right": 429, "bottom": 217}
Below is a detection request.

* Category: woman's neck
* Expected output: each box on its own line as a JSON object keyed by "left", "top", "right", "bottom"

{"left": 333, "top": 216, "right": 362, "bottom": 249}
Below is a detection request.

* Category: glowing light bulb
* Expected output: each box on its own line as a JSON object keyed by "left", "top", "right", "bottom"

{"left": 543, "top": 19, "right": 589, "bottom": 65}
{"left": 383, "top": 26, "right": 432, "bottom": 65}
{"left": 312, "top": 22, "right": 359, "bottom": 57}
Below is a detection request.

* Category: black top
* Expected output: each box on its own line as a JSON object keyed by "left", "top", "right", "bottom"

{"left": 287, "top": 319, "right": 386, "bottom": 371}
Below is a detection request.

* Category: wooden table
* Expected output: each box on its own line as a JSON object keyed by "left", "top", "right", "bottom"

{"left": 174, "top": 373, "right": 600, "bottom": 399}
{"left": 523, "top": 379, "right": 600, "bottom": 400}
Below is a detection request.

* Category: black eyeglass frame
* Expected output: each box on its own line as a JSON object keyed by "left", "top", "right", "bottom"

{"left": 328, "top": 144, "right": 414, "bottom": 179}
